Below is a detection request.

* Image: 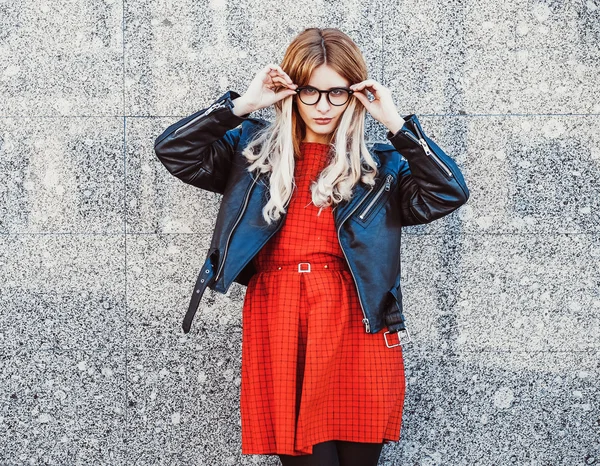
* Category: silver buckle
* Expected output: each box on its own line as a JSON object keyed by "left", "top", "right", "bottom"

{"left": 298, "top": 262, "right": 311, "bottom": 273}
{"left": 384, "top": 328, "right": 412, "bottom": 348}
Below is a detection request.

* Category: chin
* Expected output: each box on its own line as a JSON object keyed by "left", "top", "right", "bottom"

{"left": 312, "top": 123, "right": 335, "bottom": 132}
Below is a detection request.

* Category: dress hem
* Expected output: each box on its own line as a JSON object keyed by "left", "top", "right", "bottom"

{"left": 241, "top": 434, "right": 402, "bottom": 457}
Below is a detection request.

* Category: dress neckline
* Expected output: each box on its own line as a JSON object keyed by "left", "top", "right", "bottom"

{"left": 301, "top": 141, "right": 331, "bottom": 146}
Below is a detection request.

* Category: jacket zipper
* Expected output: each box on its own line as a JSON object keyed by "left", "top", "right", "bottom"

{"left": 214, "top": 172, "right": 258, "bottom": 283}
{"left": 215, "top": 171, "right": 377, "bottom": 332}
{"left": 336, "top": 189, "right": 375, "bottom": 333}
{"left": 172, "top": 101, "right": 229, "bottom": 138}
{"left": 402, "top": 125, "right": 453, "bottom": 178}
{"left": 226, "top": 201, "right": 288, "bottom": 289}
{"left": 358, "top": 174, "right": 393, "bottom": 221}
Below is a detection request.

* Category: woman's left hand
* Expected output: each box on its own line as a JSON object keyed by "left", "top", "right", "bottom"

{"left": 350, "top": 80, "right": 405, "bottom": 133}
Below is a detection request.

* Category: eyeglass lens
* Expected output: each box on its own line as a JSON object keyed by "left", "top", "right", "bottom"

{"left": 298, "top": 88, "right": 350, "bottom": 106}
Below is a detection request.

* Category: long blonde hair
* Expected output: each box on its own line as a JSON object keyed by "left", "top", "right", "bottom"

{"left": 242, "top": 27, "right": 379, "bottom": 225}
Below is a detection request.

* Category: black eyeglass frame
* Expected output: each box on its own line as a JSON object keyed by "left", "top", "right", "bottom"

{"left": 294, "top": 86, "right": 355, "bottom": 106}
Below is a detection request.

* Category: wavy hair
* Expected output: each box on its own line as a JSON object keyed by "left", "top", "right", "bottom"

{"left": 242, "top": 27, "right": 379, "bottom": 225}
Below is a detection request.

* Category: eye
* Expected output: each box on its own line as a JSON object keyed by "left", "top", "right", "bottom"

{"left": 303, "top": 87, "right": 318, "bottom": 94}
{"left": 330, "top": 89, "right": 345, "bottom": 96}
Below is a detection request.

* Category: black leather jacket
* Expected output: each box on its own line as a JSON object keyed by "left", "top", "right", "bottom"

{"left": 154, "top": 90, "right": 470, "bottom": 342}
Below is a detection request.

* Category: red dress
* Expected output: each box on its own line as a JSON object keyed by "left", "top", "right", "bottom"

{"left": 240, "top": 142, "right": 406, "bottom": 456}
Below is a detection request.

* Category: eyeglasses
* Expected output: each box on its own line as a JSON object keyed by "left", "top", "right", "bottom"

{"left": 295, "top": 86, "right": 354, "bottom": 106}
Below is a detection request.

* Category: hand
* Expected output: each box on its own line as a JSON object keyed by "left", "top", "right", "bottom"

{"left": 349, "top": 80, "right": 405, "bottom": 132}
{"left": 237, "top": 64, "right": 298, "bottom": 113}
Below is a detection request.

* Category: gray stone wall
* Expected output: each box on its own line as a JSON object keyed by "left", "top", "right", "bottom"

{"left": 1, "top": 0, "right": 598, "bottom": 465}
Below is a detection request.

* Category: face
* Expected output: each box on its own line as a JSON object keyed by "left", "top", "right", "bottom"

{"left": 295, "top": 64, "right": 352, "bottom": 144}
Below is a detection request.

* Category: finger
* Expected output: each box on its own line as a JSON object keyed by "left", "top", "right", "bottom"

{"left": 361, "top": 79, "right": 379, "bottom": 86}
{"left": 264, "top": 64, "right": 280, "bottom": 77}
{"left": 354, "top": 84, "right": 384, "bottom": 101}
{"left": 270, "top": 76, "right": 297, "bottom": 89}
{"left": 352, "top": 91, "right": 369, "bottom": 107}
{"left": 355, "top": 83, "right": 379, "bottom": 92}
{"left": 268, "top": 71, "right": 293, "bottom": 87}
{"left": 274, "top": 88, "right": 298, "bottom": 103}
{"left": 264, "top": 65, "right": 287, "bottom": 82}
{"left": 351, "top": 79, "right": 380, "bottom": 90}
{"left": 267, "top": 65, "right": 294, "bottom": 84}
{"left": 355, "top": 87, "right": 375, "bottom": 100}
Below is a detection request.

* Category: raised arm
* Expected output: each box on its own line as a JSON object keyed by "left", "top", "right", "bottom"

{"left": 154, "top": 62, "right": 298, "bottom": 195}
{"left": 153, "top": 90, "right": 252, "bottom": 194}
{"left": 348, "top": 80, "right": 469, "bottom": 226}
{"left": 387, "top": 115, "right": 470, "bottom": 226}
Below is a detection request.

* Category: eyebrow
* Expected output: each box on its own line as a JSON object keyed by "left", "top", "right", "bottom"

{"left": 306, "top": 85, "right": 349, "bottom": 90}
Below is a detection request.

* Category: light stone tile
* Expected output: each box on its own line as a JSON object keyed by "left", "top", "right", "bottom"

{"left": 0, "top": 235, "right": 125, "bottom": 351}
{"left": 398, "top": 114, "right": 600, "bottom": 236}
{"left": 0, "top": 1, "right": 123, "bottom": 116}
{"left": 126, "top": 234, "right": 245, "bottom": 347}
{"left": 383, "top": 350, "right": 600, "bottom": 465}
{"left": 399, "top": 233, "right": 600, "bottom": 353}
{"left": 125, "top": 341, "right": 281, "bottom": 465}
{"left": 0, "top": 117, "right": 125, "bottom": 233}
{"left": 2, "top": 0, "right": 598, "bottom": 463}
{"left": 126, "top": 0, "right": 384, "bottom": 117}
{"left": 454, "top": 115, "right": 600, "bottom": 234}
{"left": 382, "top": 0, "right": 600, "bottom": 114}
{"left": 382, "top": 0, "right": 477, "bottom": 115}
{"left": 0, "top": 347, "right": 126, "bottom": 465}
{"left": 126, "top": 117, "right": 224, "bottom": 233}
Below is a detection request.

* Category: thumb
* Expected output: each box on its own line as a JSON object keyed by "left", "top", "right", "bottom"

{"left": 352, "top": 91, "right": 369, "bottom": 108}
{"left": 273, "top": 89, "right": 297, "bottom": 104}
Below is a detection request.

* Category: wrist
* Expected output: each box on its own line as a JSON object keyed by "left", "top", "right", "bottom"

{"left": 383, "top": 115, "right": 406, "bottom": 135}
{"left": 231, "top": 96, "right": 255, "bottom": 117}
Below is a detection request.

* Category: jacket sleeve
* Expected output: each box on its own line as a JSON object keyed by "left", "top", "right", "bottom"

{"left": 153, "top": 90, "right": 252, "bottom": 194}
{"left": 387, "top": 114, "right": 470, "bottom": 227}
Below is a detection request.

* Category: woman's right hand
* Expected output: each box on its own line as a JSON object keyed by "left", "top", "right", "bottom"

{"left": 235, "top": 64, "right": 298, "bottom": 114}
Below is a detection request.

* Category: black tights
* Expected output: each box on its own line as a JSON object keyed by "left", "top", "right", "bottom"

{"left": 277, "top": 440, "right": 384, "bottom": 466}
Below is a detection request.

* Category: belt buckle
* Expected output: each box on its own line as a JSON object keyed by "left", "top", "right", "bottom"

{"left": 384, "top": 328, "right": 411, "bottom": 348}
{"left": 298, "top": 262, "right": 311, "bottom": 273}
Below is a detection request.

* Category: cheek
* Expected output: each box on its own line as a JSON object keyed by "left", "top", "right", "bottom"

{"left": 298, "top": 107, "right": 311, "bottom": 124}
{"left": 334, "top": 109, "right": 346, "bottom": 121}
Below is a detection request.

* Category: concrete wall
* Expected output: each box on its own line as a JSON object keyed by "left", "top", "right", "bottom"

{"left": 1, "top": 0, "right": 599, "bottom": 464}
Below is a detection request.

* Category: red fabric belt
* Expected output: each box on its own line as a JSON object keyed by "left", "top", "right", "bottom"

{"left": 257, "top": 260, "right": 348, "bottom": 273}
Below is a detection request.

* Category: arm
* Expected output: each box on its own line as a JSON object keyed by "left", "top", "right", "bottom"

{"left": 153, "top": 90, "right": 253, "bottom": 194}
{"left": 386, "top": 115, "right": 470, "bottom": 226}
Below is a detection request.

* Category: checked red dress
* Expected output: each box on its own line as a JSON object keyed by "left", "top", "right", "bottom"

{"left": 240, "top": 142, "right": 406, "bottom": 456}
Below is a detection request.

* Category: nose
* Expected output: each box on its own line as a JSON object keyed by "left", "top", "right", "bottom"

{"left": 316, "top": 93, "right": 331, "bottom": 112}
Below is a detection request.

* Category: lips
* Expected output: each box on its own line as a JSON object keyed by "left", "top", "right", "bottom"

{"left": 314, "top": 118, "right": 332, "bottom": 125}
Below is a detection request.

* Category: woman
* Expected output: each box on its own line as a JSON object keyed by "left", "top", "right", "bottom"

{"left": 155, "top": 28, "right": 469, "bottom": 466}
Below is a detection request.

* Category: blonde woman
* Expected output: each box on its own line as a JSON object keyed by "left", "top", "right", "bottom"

{"left": 155, "top": 27, "right": 469, "bottom": 466}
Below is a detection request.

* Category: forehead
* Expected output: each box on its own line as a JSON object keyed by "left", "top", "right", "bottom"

{"left": 307, "top": 64, "right": 350, "bottom": 88}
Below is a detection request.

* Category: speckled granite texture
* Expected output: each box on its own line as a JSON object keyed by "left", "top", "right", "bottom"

{"left": 1, "top": 0, "right": 599, "bottom": 464}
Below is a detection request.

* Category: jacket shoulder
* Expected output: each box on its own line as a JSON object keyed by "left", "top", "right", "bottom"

{"left": 241, "top": 116, "right": 270, "bottom": 130}
{"left": 239, "top": 116, "right": 270, "bottom": 142}
{"left": 369, "top": 142, "right": 403, "bottom": 169}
